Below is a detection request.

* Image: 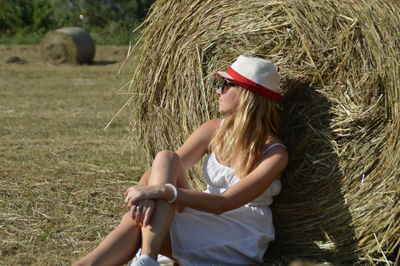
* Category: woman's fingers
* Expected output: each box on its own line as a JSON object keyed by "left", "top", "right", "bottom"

{"left": 130, "top": 201, "right": 144, "bottom": 226}
{"left": 124, "top": 187, "right": 132, "bottom": 204}
{"left": 123, "top": 187, "right": 130, "bottom": 197}
{"left": 123, "top": 186, "right": 146, "bottom": 207}
{"left": 125, "top": 190, "right": 156, "bottom": 227}
{"left": 135, "top": 201, "right": 145, "bottom": 225}
{"left": 134, "top": 206, "right": 142, "bottom": 225}
{"left": 138, "top": 205, "right": 146, "bottom": 224}
{"left": 131, "top": 205, "right": 140, "bottom": 226}
{"left": 142, "top": 199, "right": 155, "bottom": 227}
{"left": 128, "top": 199, "right": 155, "bottom": 227}
{"left": 143, "top": 203, "right": 154, "bottom": 227}
{"left": 126, "top": 196, "right": 136, "bottom": 208}
{"left": 124, "top": 184, "right": 163, "bottom": 204}
{"left": 130, "top": 204, "right": 141, "bottom": 226}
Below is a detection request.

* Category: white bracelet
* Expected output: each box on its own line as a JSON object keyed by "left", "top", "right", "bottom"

{"left": 165, "top": 183, "right": 178, "bottom": 203}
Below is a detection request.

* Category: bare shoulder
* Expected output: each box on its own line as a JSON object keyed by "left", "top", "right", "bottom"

{"left": 175, "top": 119, "right": 222, "bottom": 166}
{"left": 188, "top": 119, "right": 221, "bottom": 142}
{"left": 265, "top": 135, "right": 285, "bottom": 147}
{"left": 202, "top": 119, "right": 222, "bottom": 128}
{"left": 194, "top": 119, "right": 221, "bottom": 153}
{"left": 257, "top": 139, "right": 288, "bottom": 174}
{"left": 264, "top": 135, "right": 288, "bottom": 158}
{"left": 198, "top": 119, "right": 221, "bottom": 133}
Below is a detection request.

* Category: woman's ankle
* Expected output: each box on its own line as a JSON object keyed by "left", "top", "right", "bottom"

{"left": 139, "top": 250, "right": 158, "bottom": 261}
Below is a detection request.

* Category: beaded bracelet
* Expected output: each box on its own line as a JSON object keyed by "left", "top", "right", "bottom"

{"left": 165, "top": 183, "right": 178, "bottom": 203}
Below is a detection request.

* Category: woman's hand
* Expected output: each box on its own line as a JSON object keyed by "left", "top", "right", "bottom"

{"left": 124, "top": 184, "right": 165, "bottom": 205}
{"left": 129, "top": 199, "right": 155, "bottom": 227}
{"left": 124, "top": 184, "right": 167, "bottom": 227}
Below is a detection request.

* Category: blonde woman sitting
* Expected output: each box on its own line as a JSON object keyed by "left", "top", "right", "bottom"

{"left": 75, "top": 55, "right": 288, "bottom": 266}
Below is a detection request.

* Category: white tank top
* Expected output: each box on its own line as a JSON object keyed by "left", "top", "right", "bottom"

{"left": 203, "top": 120, "right": 286, "bottom": 207}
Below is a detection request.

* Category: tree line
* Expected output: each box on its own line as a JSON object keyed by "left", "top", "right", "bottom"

{"left": 0, "top": 0, "right": 155, "bottom": 44}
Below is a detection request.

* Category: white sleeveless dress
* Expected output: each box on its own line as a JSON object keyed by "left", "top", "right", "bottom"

{"left": 169, "top": 143, "right": 286, "bottom": 266}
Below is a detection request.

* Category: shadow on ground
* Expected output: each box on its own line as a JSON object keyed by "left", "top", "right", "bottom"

{"left": 89, "top": 60, "right": 118, "bottom": 66}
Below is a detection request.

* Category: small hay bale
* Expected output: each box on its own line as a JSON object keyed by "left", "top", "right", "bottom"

{"left": 124, "top": 0, "right": 399, "bottom": 264}
{"left": 40, "top": 27, "right": 95, "bottom": 65}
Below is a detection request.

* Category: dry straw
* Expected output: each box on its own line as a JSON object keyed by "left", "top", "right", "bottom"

{"left": 40, "top": 27, "right": 95, "bottom": 65}
{"left": 123, "top": 0, "right": 399, "bottom": 264}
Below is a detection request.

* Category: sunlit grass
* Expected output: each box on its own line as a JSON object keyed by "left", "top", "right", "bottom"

{"left": 0, "top": 45, "right": 143, "bottom": 265}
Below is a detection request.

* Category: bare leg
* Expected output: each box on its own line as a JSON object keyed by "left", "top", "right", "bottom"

{"left": 73, "top": 212, "right": 141, "bottom": 266}
{"left": 74, "top": 150, "right": 188, "bottom": 265}
{"left": 159, "top": 231, "right": 176, "bottom": 261}
{"left": 140, "top": 150, "right": 187, "bottom": 260}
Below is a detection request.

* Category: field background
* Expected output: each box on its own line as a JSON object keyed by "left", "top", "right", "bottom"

{"left": 0, "top": 44, "right": 144, "bottom": 265}
{"left": 0, "top": 0, "right": 154, "bottom": 45}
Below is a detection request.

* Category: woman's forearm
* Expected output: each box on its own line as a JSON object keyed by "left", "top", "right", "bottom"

{"left": 137, "top": 169, "right": 230, "bottom": 215}
{"left": 175, "top": 188, "right": 228, "bottom": 215}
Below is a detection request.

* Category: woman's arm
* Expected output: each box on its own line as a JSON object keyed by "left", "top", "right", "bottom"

{"left": 174, "top": 119, "right": 221, "bottom": 169}
{"left": 137, "top": 119, "right": 221, "bottom": 185}
{"left": 176, "top": 146, "right": 288, "bottom": 214}
{"left": 130, "top": 146, "right": 288, "bottom": 214}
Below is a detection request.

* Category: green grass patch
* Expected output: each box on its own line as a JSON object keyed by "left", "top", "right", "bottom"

{"left": 0, "top": 31, "right": 44, "bottom": 45}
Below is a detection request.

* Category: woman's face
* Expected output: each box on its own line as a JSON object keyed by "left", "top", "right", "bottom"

{"left": 216, "top": 80, "right": 241, "bottom": 114}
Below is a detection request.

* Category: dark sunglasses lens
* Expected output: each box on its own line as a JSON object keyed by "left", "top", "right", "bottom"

{"left": 221, "top": 85, "right": 226, "bottom": 94}
{"left": 215, "top": 78, "right": 236, "bottom": 93}
{"left": 215, "top": 78, "right": 226, "bottom": 88}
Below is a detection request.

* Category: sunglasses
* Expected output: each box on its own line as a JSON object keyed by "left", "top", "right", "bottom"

{"left": 218, "top": 79, "right": 237, "bottom": 94}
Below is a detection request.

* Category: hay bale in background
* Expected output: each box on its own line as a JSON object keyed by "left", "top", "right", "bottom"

{"left": 40, "top": 27, "right": 95, "bottom": 65}
{"left": 125, "top": 0, "right": 399, "bottom": 264}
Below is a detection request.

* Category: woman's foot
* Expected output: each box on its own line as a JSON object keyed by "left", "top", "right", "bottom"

{"left": 130, "top": 254, "right": 159, "bottom": 266}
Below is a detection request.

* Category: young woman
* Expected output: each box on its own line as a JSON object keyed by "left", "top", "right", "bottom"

{"left": 74, "top": 55, "right": 288, "bottom": 266}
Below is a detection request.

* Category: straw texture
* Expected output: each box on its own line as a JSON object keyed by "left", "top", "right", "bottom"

{"left": 40, "top": 27, "right": 95, "bottom": 65}
{"left": 125, "top": 0, "right": 399, "bottom": 263}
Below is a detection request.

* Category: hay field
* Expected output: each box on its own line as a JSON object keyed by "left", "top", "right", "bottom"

{"left": 0, "top": 45, "right": 142, "bottom": 265}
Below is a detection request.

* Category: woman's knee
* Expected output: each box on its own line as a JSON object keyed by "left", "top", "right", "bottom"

{"left": 153, "top": 150, "right": 184, "bottom": 171}
{"left": 151, "top": 150, "right": 187, "bottom": 185}
{"left": 154, "top": 150, "right": 179, "bottom": 164}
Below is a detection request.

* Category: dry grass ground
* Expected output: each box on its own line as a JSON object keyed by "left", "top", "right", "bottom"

{"left": 0, "top": 45, "right": 143, "bottom": 265}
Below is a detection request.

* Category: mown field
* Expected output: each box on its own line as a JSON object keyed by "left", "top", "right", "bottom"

{"left": 0, "top": 45, "right": 144, "bottom": 265}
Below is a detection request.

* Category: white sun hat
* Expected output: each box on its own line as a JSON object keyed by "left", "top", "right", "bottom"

{"left": 216, "top": 55, "right": 283, "bottom": 101}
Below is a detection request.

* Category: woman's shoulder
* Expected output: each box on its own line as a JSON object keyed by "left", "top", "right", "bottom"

{"left": 259, "top": 136, "right": 288, "bottom": 169}
{"left": 263, "top": 135, "right": 287, "bottom": 153}
{"left": 200, "top": 119, "right": 222, "bottom": 131}
{"left": 191, "top": 119, "right": 221, "bottom": 141}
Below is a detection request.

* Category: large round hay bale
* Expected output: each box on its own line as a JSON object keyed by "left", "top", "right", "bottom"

{"left": 125, "top": 0, "right": 399, "bottom": 264}
{"left": 40, "top": 27, "right": 95, "bottom": 65}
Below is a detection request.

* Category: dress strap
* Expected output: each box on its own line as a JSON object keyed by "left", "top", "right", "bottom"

{"left": 263, "top": 143, "right": 287, "bottom": 153}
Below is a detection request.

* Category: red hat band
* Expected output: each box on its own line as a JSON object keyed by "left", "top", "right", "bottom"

{"left": 225, "top": 68, "right": 283, "bottom": 101}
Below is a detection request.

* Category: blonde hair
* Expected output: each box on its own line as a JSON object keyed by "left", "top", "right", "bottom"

{"left": 209, "top": 88, "right": 281, "bottom": 178}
